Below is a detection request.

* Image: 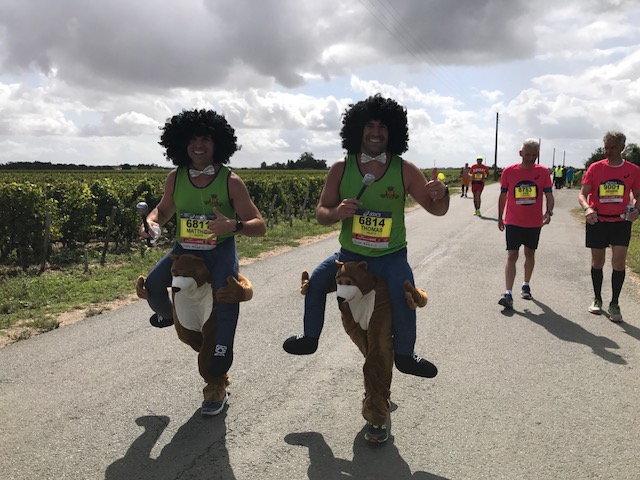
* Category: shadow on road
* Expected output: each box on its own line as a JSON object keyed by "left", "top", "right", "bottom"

{"left": 285, "top": 430, "right": 449, "bottom": 480}
{"left": 511, "top": 298, "right": 626, "bottom": 365}
{"left": 105, "top": 410, "right": 235, "bottom": 480}
{"left": 615, "top": 318, "right": 640, "bottom": 342}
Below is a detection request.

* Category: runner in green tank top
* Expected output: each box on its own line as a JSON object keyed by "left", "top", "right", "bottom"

{"left": 283, "top": 94, "right": 450, "bottom": 393}
{"left": 137, "top": 109, "right": 266, "bottom": 416}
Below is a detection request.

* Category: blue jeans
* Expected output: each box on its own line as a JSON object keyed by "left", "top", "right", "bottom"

{"left": 144, "top": 238, "right": 240, "bottom": 352}
{"left": 303, "top": 248, "right": 416, "bottom": 355}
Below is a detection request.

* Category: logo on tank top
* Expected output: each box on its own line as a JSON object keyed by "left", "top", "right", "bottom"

{"left": 381, "top": 186, "right": 399, "bottom": 199}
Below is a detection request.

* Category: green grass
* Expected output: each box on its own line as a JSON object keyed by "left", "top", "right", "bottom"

{"left": 0, "top": 218, "right": 339, "bottom": 343}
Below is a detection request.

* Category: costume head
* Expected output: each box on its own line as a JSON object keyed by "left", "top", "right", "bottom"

{"left": 340, "top": 94, "right": 409, "bottom": 155}
{"left": 159, "top": 109, "right": 239, "bottom": 166}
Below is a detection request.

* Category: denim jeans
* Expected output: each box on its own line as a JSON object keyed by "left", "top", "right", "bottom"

{"left": 303, "top": 247, "right": 416, "bottom": 355}
{"left": 144, "top": 237, "right": 240, "bottom": 352}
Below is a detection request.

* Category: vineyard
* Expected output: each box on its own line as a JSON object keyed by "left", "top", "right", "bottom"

{"left": 0, "top": 167, "right": 468, "bottom": 270}
{"left": 0, "top": 169, "right": 329, "bottom": 269}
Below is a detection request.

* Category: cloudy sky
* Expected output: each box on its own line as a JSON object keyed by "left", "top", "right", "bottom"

{"left": 1, "top": 0, "right": 639, "bottom": 170}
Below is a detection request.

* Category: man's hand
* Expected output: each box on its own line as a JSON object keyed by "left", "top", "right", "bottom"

{"left": 584, "top": 207, "right": 598, "bottom": 225}
{"left": 206, "top": 209, "right": 236, "bottom": 235}
{"left": 425, "top": 168, "right": 447, "bottom": 200}
{"left": 334, "top": 198, "right": 361, "bottom": 220}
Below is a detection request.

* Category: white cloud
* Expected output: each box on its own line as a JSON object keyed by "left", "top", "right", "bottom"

{"left": 1, "top": 0, "right": 640, "bottom": 169}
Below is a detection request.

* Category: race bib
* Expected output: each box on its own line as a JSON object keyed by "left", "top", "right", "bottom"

{"left": 598, "top": 180, "right": 624, "bottom": 203}
{"left": 179, "top": 213, "right": 216, "bottom": 250}
{"left": 352, "top": 210, "right": 392, "bottom": 248}
{"left": 474, "top": 173, "right": 484, "bottom": 179}
{"left": 514, "top": 183, "right": 537, "bottom": 205}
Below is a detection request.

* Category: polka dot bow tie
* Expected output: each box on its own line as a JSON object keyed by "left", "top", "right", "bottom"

{"left": 360, "top": 153, "right": 387, "bottom": 164}
{"left": 189, "top": 165, "right": 217, "bottom": 177}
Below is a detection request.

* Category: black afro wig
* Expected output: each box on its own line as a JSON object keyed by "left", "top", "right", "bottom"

{"left": 340, "top": 94, "right": 409, "bottom": 155}
{"left": 158, "top": 109, "right": 238, "bottom": 166}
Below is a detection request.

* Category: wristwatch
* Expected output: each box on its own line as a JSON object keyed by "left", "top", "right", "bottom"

{"left": 233, "top": 220, "right": 244, "bottom": 232}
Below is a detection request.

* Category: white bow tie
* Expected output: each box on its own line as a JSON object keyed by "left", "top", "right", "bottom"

{"left": 360, "top": 153, "right": 387, "bottom": 164}
{"left": 189, "top": 165, "right": 216, "bottom": 177}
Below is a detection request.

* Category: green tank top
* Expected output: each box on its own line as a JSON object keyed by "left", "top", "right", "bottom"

{"left": 174, "top": 166, "right": 235, "bottom": 250}
{"left": 338, "top": 154, "right": 407, "bottom": 256}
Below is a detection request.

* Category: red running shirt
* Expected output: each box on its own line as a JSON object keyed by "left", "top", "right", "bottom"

{"left": 581, "top": 159, "right": 640, "bottom": 222}
{"left": 500, "top": 163, "right": 553, "bottom": 228}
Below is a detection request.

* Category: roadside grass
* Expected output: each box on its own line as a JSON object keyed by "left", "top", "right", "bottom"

{"left": 0, "top": 218, "right": 339, "bottom": 344}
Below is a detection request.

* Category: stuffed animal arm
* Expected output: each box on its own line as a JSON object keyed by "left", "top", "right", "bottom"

{"left": 300, "top": 270, "right": 336, "bottom": 296}
{"left": 135, "top": 271, "right": 253, "bottom": 303}
{"left": 215, "top": 274, "right": 253, "bottom": 303}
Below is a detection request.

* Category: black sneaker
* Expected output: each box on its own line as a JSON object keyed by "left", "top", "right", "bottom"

{"left": 283, "top": 334, "right": 319, "bottom": 355}
{"left": 364, "top": 423, "right": 388, "bottom": 444}
{"left": 520, "top": 285, "right": 532, "bottom": 300}
{"left": 150, "top": 313, "right": 174, "bottom": 328}
{"left": 394, "top": 353, "right": 438, "bottom": 378}
{"left": 498, "top": 293, "right": 513, "bottom": 309}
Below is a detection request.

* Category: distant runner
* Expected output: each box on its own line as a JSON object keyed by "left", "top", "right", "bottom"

{"left": 459, "top": 163, "right": 470, "bottom": 197}
{"left": 469, "top": 156, "right": 490, "bottom": 216}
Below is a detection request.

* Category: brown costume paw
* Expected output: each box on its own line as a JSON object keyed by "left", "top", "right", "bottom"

{"left": 135, "top": 276, "right": 149, "bottom": 300}
{"left": 403, "top": 280, "right": 428, "bottom": 309}
{"left": 300, "top": 270, "right": 310, "bottom": 295}
{"left": 215, "top": 273, "right": 253, "bottom": 303}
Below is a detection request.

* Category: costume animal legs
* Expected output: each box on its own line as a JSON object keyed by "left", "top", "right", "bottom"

{"left": 339, "top": 294, "right": 393, "bottom": 427}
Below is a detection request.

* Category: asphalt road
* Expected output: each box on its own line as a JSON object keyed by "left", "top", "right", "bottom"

{"left": 1, "top": 184, "right": 639, "bottom": 480}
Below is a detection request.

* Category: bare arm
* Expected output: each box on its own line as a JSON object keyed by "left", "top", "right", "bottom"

{"left": 315, "top": 160, "right": 363, "bottom": 226}
{"left": 139, "top": 169, "right": 177, "bottom": 239}
{"left": 404, "top": 161, "right": 449, "bottom": 216}
{"left": 497, "top": 191, "right": 507, "bottom": 231}
{"left": 578, "top": 184, "right": 598, "bottom": 225}
{"left": 208, "top": 172, "right": 266, "bottom": 237}
{"left": 542, "top": 191, "right": 555, "bottom": 225}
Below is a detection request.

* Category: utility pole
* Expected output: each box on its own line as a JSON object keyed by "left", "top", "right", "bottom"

{"left": 538, "top": 137, "right": 541, "bottom": 164}
{"left": 493, "top": 112, "right": 499, "bottom": 179}
{"left": 563, "top": 150, "right": 566, "bottom": 167}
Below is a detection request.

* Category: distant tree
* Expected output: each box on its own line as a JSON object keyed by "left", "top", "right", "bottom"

{"left": 623, "top": 143, "right": 640, "bottom": 166}
{"left": 294, "top": 152, "right": 327, "bottom": 169}
{"left": 584, "top": 147, "right": 605, "bottom": 169}
{"left": 259, "top": 151, "right": 328, "bottom": 170}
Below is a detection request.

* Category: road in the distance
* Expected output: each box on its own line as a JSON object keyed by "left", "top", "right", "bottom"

{"left": 1, "top": 184, "right": 639, "bottom": 480}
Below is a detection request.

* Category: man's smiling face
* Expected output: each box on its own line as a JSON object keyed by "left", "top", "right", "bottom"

{"left": 361, "top": 120, "right": 388, "bottom": 156}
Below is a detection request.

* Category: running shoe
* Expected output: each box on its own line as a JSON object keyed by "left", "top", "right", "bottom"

{"left": 201, "top": 391, "right": 229, "bottom": 416}
{"left": 364, "top": 423, "right": 388, "bottom": 444}
{"left": 498, "top": 293, "right": 513, "bottom": 309}
{"left": 588, "top": 299, "right": 603, "bottom": 315}
{"left": 520, "top": 285, "right": 532, "bottom": 300}
{"left": 607, "top": 303, "right": 623, "bottom": 323}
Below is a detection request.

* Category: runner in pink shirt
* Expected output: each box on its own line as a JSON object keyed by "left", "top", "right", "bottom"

{"left": 578, "top": 131, "right": 640, "bottom": 322}
{"left": 497, "top": 139, "right": 554, "bottom": 309}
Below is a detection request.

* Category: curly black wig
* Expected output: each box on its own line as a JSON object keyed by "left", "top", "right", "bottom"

{"left": 158, "top": 109, "right": 238, "bottom": 166}
{"left": 340, "top": 94, "right": 409, "bottom": 155}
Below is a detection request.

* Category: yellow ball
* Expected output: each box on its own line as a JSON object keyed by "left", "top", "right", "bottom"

{"left": 437, "top": 172, "right": 445, "bottom": 180}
